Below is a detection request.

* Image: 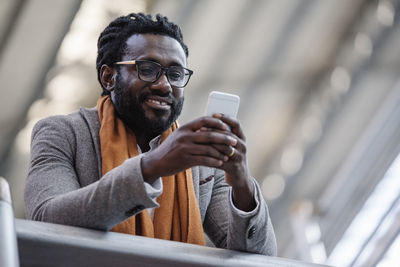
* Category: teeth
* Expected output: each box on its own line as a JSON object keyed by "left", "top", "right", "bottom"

{"left": 148, "top": 99, "right": 167, "bottom": 106}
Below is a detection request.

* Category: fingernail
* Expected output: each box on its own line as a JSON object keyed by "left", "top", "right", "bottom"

{"left": 213, "top": 113, "right": 222, "bottom": 118}
{"left": 230, "top": 138, "right": 237, "bottom": 146}
{"left": 224, "top": 156, "right": 228, "bottom": 162}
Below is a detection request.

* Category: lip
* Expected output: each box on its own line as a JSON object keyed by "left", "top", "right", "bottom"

{"left": 144, "top": 96, "right": 172, "bottom": 110}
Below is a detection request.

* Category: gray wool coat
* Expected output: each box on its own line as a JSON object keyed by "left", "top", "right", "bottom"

{"left": 24, "top": 107, "right": 277, "bottom": 256}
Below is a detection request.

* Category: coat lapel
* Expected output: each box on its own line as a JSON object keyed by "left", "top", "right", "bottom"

{"left": 79, "top": 107, "right": 102, "bottom": 178}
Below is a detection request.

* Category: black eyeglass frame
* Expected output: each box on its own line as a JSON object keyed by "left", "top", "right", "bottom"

{"left": 115, "top": 60, "right": 194, "bottom": 88}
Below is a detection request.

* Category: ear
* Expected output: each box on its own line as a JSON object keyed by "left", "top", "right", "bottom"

{"left": 100, "top": 64, "right": 116, "bottom": 92}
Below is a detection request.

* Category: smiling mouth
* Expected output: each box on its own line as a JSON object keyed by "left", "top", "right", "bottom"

{"left": 145, "top": 98, "right": 171, "bottom": 110}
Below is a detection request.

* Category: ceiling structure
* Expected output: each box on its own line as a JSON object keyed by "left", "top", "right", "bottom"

{"left": 0, "top": 0, "right": 399, "bottom": 265}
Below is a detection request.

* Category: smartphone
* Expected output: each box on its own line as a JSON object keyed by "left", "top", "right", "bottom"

{"left": 205, "top": 91, "right": 240, "bottom": 118}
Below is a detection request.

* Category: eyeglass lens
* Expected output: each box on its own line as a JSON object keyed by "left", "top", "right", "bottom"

{"left": 136, "top": 61, "right": 190, "bottom": 87}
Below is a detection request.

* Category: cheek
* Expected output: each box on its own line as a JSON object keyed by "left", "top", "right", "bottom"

{"left": 118, "top": 68, "right": 143, "bottom": 91}
{"left": 119, "top": 79, "right": 144, "bottom": 101}
{"left": 173, "top": 88, "right": 184, "bottom": 99}
{"left": 121, "top": 77, "right": 139, "bottom": 91}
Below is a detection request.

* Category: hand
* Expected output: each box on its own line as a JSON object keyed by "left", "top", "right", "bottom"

{"left": 141, "top": 116, "right": 237, "bottom": 184}
{"left": 209, "top": 113, "right": 256, "bottom": 212}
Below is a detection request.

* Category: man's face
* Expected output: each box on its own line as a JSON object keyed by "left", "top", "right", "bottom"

{"left": 111, "top": 34, "right": 186, "bottom": 137}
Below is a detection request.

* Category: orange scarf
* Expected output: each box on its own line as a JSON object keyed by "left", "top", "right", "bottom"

{"left": 97, "top": 96, "right": 205, "bottom": 245}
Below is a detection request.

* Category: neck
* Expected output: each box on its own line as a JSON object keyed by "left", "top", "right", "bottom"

{"left": 136, "top": 133, "right": 156, "bottom": 153}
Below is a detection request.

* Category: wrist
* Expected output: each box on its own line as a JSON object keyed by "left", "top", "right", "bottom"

{"left": 141, "top": 153, "right": 160, "bottom": 184}
{"left": 231, "top": 177, "right": 256, "bottom": 212}
{"left": 228, "top": 170, "right": 251, "bottom": 189}
{"left": 232, "top": 177, "right": 254, "bottom": 197}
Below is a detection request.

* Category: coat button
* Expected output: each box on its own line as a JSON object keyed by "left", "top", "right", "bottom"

{"left": 247, "top": 226, "right": 256, "bottom": 239}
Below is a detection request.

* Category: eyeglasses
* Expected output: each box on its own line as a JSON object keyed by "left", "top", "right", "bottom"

{"left": 115, "top": 60, "right": 193, "bottom": 88}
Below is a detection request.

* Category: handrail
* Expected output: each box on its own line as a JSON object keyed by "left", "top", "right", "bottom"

{"left": 0, "top": 177, "right": 19, "bottom": 267}
{"left": 16, "top": 219, "right": 331, "bottom": 267}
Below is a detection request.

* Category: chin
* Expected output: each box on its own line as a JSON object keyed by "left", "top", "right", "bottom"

{"left": 146, "top": 108, "right": 171, "bottom": 119}
{"left": 126, "top": 98, "right": 183, "bottom": 136}
{"left": 151, "top": 115, "right": 178, "bottom": 134}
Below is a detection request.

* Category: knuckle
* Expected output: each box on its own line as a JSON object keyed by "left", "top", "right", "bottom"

{"left": 205, "top": 131, "right": 214, "bottom": 141}
{"left": 177, "top": 136, "right": 185, "bottom": 144}
{"left": 198, "top": 116, "right": 206, "bottom": 123}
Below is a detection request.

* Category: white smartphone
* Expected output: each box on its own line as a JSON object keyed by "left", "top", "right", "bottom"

{"left": 205, "top": 91, "right": 240, "bottom": 118}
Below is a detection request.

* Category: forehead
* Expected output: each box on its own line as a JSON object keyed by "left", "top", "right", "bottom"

{"left": 123, "top": 33, "right": 186, "bottom": 66}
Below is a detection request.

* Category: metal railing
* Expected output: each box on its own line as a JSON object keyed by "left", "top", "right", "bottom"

{"left": 0, "top": 174, "right": 331, "bottom": 267}
{"left": 16, "top": 218, "right": 331, "bottom": 267}
{"left": 0, "top": 177, "right": 19, "bottom": 267}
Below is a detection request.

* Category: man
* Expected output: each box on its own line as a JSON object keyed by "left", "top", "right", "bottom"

{"left": 25, "top": 13, "right": 277, "bottom": 255}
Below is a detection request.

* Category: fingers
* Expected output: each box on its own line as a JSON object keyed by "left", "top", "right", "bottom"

{"left": 189, "top": 155, "right": 225, "bottom": 168}
{"left": 194, "top": 122, "right": 247, "bottom": 160}
{"left": 212, "top": 114, "right": 245, "bottom": 141}
{"left": 170, "top": 115, "right": 247, "bottom": 171}
{"left": 189, "top": 143, "right": 229, "bottom": 162}
{"left": 212, "top": 139, "right": 246, "bottom": 160}
{"left": 188, "top": 131, "right": 239, "bottom": 161}
{"left": 190, "top": 130, "right": 237, "bottom": 147}
{"left": 182, "top": 116, "right": 230, "bottom": 132}
{"left": 227, "top": 146, "right": 236, "bottom": 157}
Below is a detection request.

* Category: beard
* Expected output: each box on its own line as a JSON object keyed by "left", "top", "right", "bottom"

{"left": 112, "top": 74, "right": 184, "bottom": 138}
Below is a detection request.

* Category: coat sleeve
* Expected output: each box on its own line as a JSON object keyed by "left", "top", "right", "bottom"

{"left": 24, "top": 116, "right": 159, "bottom": 230}
{"left": 203, "top": 168, "right": 277, "bottom": 256}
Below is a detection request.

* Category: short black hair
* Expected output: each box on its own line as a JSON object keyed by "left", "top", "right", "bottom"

{"left": 96, "top": 13, "right": 189, "bottom": 95}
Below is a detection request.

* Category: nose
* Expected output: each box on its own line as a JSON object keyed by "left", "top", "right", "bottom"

{"left": 150, "top": 71, "right": 172, "bottom": 94}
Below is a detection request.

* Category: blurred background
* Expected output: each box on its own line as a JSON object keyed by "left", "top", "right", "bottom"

{"left": 0, "top": 0, "right": 399, "bottom": 266}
